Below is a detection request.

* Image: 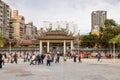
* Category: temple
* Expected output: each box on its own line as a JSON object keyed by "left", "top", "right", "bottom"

{"left": 39, "top": 30, "right": 74, "bottom": 54}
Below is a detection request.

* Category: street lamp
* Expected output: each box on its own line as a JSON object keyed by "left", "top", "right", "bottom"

{"left": 113, "top": 42, "right": 115, "bottom": 62}
{"left": 78, "top": 30, "right": 80, "bottom": 55}
{"left": 9, "top": 41, "right": 11, "bottom": 54}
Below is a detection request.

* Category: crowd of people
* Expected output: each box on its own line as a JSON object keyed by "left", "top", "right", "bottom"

{"left": 27, "top": 52, "right": 61, "bottom": 66}
{"left": 0, "top": 51, "right": 83, "bottom": 69}
{"left": 25, "top": 52, "right": 83, "bottom": 66}
{"left": 0, "top": 52, "right": 19, "bottom": 69}
{"left": 1, "top": 51, "right": 120, "bottom": 69}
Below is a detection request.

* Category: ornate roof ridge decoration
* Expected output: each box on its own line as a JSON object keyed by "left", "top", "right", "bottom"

{"left": 39, "top": 30, "right": 74, "bottom": 40}
{"left": 46, "top": 30, "right": 67, "bottom": 35}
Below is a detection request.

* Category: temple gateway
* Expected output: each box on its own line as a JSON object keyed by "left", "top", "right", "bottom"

{"left": 39, "top": 30, "right": 74, "bottom": 54}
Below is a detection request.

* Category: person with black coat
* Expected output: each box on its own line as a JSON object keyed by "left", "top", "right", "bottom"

{"left": 0, "top": 53, "right": 3, "bottom": 69}
{"left": 73, "top": 54, "right": 77, "bottom": 62}
{"left": 97, "top": 52, "right": 102, "bottom": 62}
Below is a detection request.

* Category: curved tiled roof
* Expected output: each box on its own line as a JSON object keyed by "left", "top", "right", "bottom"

{"left": 39, "top": 35, "right": 74, "bottom": 40}
{"left": 39, "top": 31, "right": 74, "bottom": 40}
{"left": 20, "top": 40, "right": 32, "bottom": 45}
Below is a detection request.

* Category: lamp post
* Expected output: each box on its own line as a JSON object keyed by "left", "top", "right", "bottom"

{"left": 113, "top": 42, "right": 115, "bottom": 62}
{"left": 9, "top": 41, "right": 11, "bottom": 54}
{"left": 78, "top": 30, "right": 80, "bottom": 55}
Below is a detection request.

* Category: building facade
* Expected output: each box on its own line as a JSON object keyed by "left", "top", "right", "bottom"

{"left": 25, "top": 22, "right": 37, "bottom": 39}
{"left": 43, "top": 21, "right": 78, "bottom": 35}
{"left": 91, "top": 11, "right": 107, "bottom": 33}
{"left": 37, "top": 28, "right": 46, "bottom": 36}
{"left": 9, "top": 10, "right": 25, "bottom": 39}
{"left": 0, "top": 0, "right": 11, "bottom": 39}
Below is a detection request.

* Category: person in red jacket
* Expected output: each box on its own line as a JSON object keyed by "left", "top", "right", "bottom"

{"left": 78, "top": 54, "right": 82, "bottom": 62}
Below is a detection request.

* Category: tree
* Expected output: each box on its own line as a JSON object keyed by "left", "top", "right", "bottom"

{"left": 99, "top": 19, "right": 120, "bottom": 48}
{"left": 109, "top": 34, "right": 120, "bottom": 46}
{"left": 0, "top": 33, "right": 4, "bottom": 47}
{"left": 99, "top": 26, "right": 114, "bottom": 47}
{"left": 104, "top": 19, "right": 117, "bottom": 27}
{"left": 80, "top": 34, "right": 98, "bottom": 48}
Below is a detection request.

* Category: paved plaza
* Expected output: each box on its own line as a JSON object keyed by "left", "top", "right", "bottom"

{"left": 0, "top": 59, "right": 120, "bottom": 80}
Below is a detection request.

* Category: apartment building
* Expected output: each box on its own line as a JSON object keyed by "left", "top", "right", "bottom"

{"left": 91, "top": 10, "right": 107, "bottom": 34}
{"left": 0, "top": 0, "right": 11, "bottom": 39}
{"left": 25, "top": 22, "right": 37, "bottom": 40}
{"left": 9, "top": 10, "right": 25, "bottom": 39}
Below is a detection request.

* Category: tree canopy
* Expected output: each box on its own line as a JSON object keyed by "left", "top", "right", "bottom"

{"left": 99, "top": 19, "right": 120, "bottom": 48}
{"left": 104, "top": 19, "right": 117, "bottom": 27}
{"left": 80, "top": 34, "right": 98, "bottom": 48}
{"left": 0, "top": 33, "right": 4, "bottom": 47}
{"left": 109, "top": 34, "right": 120, "bottom": 46}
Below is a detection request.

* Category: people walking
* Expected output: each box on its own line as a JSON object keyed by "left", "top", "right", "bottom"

{"left": 23, "top": 54, "right": 27, "bottom": 62}
{"left": 30, "top": 54, "right": 36, "bottom": 65}
{"left": 46, "top": 54, "right": 51, "bottom": 66}
{"left": 73, "top": 54, "right": 77, "bottom": 62}
{"left": 2, "top": 54, "right": 5, "bottom": 65}
{"left": 78, "top": 54, "right": 82, "bottom": 62}
{"left": 51, "top": 53, "right": 55, "bottom": 63}
{"left": 97, "top": 52, "right": 102, "bottom": 62}
{"left": 41, "top": 54, "right": 45, "bottom": 64}
{"left": 13, "top": 52, "right": 18, "bottom": 64}
{"left": 0, "top": 53, "right": 3, "bottom": 69}
{"left": 7, "top": 54, "right": 11, "bottom": 63}
{"left": 63, "top": 55, "right": 67, "bottom": 62}
{"left": 10, "top": 54, "right": 14, "bottom": 63}
{"left": 26, "top": 52, "right": 31, "bottom": 62}
{"left": 55, "top": 53, "right": 60, "bottom": 63}
{"left": 36, "top": 54, "right": 41, "bottom": 65}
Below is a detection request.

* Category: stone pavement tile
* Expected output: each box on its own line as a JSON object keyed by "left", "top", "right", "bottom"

{"left": 0, "top": 59, "right": 120, "bottom": 80}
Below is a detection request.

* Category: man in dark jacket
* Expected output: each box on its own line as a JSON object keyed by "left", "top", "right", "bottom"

{"left": 13, "top": 53, "right": 18, "bottom": 64}
{"left": 97, "top": 52, "right": 102, "bottom": 61}
{"left": 0, "top": 53, "right": 3, "bottom": 69}
{"left": 73, "top": 54, "right": 77, "bottom": 62}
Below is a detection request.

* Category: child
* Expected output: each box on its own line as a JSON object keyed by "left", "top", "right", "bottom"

{"left": 63, "top": 55, "right": 67, "bottom": 61}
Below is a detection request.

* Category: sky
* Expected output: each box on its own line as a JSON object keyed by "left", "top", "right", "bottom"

{"left": 3, "top": 0, "right": 120, "bottom": 34}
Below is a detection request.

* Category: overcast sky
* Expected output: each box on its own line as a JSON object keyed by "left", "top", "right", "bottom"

{"left": 4, "top": 0, "right": 120, "bottom": 34}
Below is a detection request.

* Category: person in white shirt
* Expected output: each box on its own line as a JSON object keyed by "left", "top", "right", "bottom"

{"left": 30, "top": 54, "right": 36, "bottom": 65}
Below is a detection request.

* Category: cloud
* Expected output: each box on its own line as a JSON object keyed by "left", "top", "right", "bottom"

{"left": 3, "top": 0, "right": 120, "bottom": 34}
{"left": 103, "top": 0, "right": 120, "bottom": 5}
{"left": 4, "top": 0, "right": 25, "bottom": 8}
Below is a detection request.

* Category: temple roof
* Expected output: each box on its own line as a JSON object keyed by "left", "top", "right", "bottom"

{"left": 20, "top": 39, "right": 32, "bottom": 45}
{"left": 39, "top": 36, "right": 74, "bottom": 40}
{"left": 39, "top": 30, "right": 74, "bottom": 40}
{"left": 46, "top": 31, "right": 67, "bottom": 36}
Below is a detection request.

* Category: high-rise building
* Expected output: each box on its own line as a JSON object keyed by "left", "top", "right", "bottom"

{"left": 25, "top": 22, "right": 37, "bottom": 39}
{"left": 43, "top": 21, "right": 78, "bottom": 35}
{"left": 9, "top": 10, "right": 25, "bottom": 39}
{"left": 0, "top": 0, "right": 11, "bottom": 39}
{"left": 91, "top": 10, "right": 107, "bottom": 33}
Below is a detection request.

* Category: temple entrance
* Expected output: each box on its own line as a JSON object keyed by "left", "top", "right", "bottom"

{"left": 50, "top": 42, "right": 63, "bottom": 53}
{"left": 41, "top": 41, "right": 72, "bottom": 54}
{"left": 39, "top": 30, "right": 74, "bottom": 54}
